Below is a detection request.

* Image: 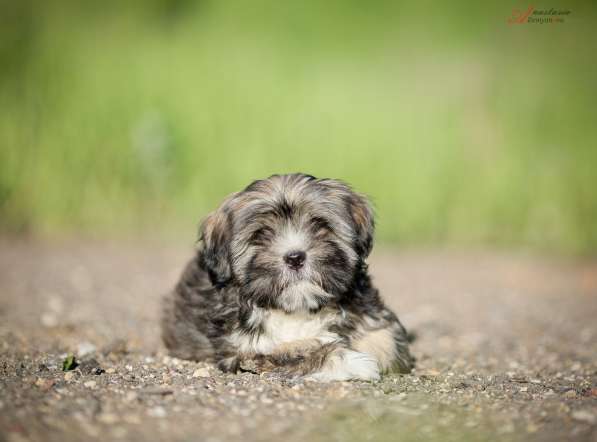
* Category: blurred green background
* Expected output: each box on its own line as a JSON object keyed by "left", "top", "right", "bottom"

{"left": 1, "top": 1, "right": 596, "bottom": 253}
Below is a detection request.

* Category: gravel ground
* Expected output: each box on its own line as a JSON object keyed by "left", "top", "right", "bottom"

{"left": 0, "top": 238, "right": 596, "bottom": 442}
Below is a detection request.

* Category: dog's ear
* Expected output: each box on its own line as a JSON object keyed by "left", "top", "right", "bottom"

{"left": 348, "top": 193, "right": 375, "bottom": 258}
{"left": 199, "top": 194, "right": 238, "bottom": 287}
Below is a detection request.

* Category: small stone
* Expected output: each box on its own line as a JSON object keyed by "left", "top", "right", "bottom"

{"left": 35, "top": 378, "right": 55, "bottom": 390}
{"left": 571, "top": 410, "right": 596, "bottom": 424}
{"left": 84, "top": 380, "right": 97, "bottom": 389}
{"left": 64, "top": 372, "right": 76, "bottom": 381}
{"left": 40, "top": 313, "right": 58, "bottom": 328}
{"left": 106, "top": 368, "right": 116, "bottom": 374}
{"left": 192, "top": 367, "right": 210, "bottom": 378}
{"left": 563, "top": 389, "right": 577, "bottom": 398}
{"left": 519, "top": 387, "right": 528, "bottom": 393}
{"left": 77, "top": 342, "right": 97, "bottom": 357}
{"left": 148, "top": 406, "right": 167, "bottom": 418}
{"left": 79, "top": 358, "right": 104, "bottom": 375}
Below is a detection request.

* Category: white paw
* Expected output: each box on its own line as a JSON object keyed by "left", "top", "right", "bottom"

{"left": 306, "top": 349, "right": 380, "bottom": 382}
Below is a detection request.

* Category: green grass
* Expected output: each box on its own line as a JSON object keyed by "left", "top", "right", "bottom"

{"left": 1, "top": 1, "right": 596, "bottom": 253}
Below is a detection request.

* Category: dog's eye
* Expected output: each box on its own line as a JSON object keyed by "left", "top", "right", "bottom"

{"left": 310, "top": 217, "right": 331, "bottom": 235}
{"left": 249, "top": 226, "right": 274, "bottom": 244}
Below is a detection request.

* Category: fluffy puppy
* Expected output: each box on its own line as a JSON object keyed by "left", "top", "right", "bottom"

{"left": 162, "top": 173, "right": 413, "bottom": 381}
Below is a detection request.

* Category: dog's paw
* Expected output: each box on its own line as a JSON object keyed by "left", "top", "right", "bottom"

{"left": 306, "top": 349, "right": 380, "bottom": 382}
{"left": 238, "top": 354, "right": 278, "bottom": 374}
{"left": 218, "top": 354, "right": 270, "bottom": 375}
{"left": 217, "top": 356, "right": 240, "bottom": 373}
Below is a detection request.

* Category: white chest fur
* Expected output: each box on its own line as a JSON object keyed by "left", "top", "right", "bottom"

{"left": 230, "top": 309, "right": 340, "bottom": 354}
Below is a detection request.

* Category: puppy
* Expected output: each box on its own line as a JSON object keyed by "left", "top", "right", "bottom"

{"left": 162, "top": 173, "right": 413, "bottom": 381}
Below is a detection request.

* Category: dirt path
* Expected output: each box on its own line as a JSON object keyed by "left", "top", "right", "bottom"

{"left": 0, "top": 239, "right": 596, "bottom": 442}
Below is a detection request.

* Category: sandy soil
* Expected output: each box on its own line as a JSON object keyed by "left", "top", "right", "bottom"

{"left": 0, "top": 238, "right": 596, "bottom": 442}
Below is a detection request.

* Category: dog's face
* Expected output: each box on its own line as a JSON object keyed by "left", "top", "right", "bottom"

{"left": 199, "top": 173, "right": 374, "bottom": 312}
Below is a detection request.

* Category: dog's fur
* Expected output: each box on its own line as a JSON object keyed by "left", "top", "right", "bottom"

{"left": 162, "top": 173, "right": 413, "bottom": 381}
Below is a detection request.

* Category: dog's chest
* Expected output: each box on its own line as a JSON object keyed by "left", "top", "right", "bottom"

{"left": 231, "top": 309, "right": 340, "bottom": 354}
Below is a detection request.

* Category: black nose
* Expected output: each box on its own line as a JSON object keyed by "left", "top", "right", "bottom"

{"left": 284, "top": 250, "right": 306, "bottom": 270}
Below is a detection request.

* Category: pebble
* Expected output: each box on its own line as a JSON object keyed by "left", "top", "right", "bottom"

{"left": 79, "top": 358, "right": 104, "bottom": 375}
{"left": 192, "top": 367, "right": 210, "bottom": 378}
{"left": 571, "top": 410, "right": 596, "bottom": 424}
{"left": 40, "top": 313, "right": 58, "bottom": 328}
{"left": 64, "top": 372, "right": 76, "bottom": 381}
{"left": 77, "top": 342, "right": 97, "bottom": 357}
{"left": 84, "top": 380, "right": 97, "bottom": 389}
{"left": 35, "top": 378, "right": 55, "bottom": 390}
{"left": 148, "top": 406, "right": 167, "bottom": 418}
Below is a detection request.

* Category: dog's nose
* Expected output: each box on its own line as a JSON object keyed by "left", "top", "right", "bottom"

{"left": 284, "top": 250, "right": 306, "bottom": 270}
